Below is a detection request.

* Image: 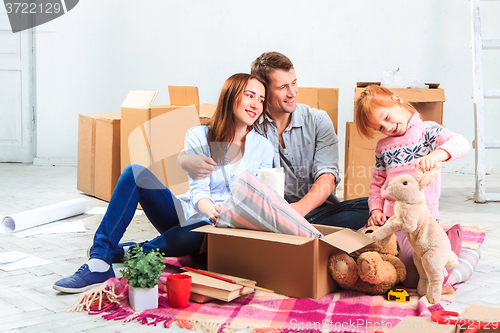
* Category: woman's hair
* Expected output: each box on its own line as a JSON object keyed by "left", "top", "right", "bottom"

{"left": 207, "top": 73, "right": 268, "bottom": 165}
{"left": 251, "top": 51, "right": 294, "bottom": 84}
{"left": 354, "top": 85, "right": 417, "bottom": 139}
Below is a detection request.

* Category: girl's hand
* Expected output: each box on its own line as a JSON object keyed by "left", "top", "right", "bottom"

{"left": 414, "top": 148, "right": 450, "bottom": 172}
{"left": 414, "top": 155, "right": 438, "bottom": 172}
{"left": 368, "top": 210, "right": 386, "bottom": 226}
{"left": 208, "top": 204, "right": 222, "bottom": 223}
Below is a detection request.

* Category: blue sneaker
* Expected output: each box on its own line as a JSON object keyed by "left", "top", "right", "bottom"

{"left": 53, "top": 264, "right": 115, "bottom": 293}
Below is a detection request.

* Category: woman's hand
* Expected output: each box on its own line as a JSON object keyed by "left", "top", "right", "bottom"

{"left": 197, "top": 199, "right": 221, "bottom": 223}
{"left": 367, "top": 209, "right": 386, "bottom": 226}
{"left": 208, "top": 204, "right": 222, "bottom": 223}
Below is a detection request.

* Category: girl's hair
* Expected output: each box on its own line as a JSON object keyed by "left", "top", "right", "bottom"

{"left": 207, "top": 73, "right": 268, "bottom": 165}
{"left": 354, "top": 85, "right": 418, "bottom": 139}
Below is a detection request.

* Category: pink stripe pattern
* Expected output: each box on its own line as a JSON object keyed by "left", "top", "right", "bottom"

{"left": 216, "top": 171, "right": 323, "bottom": 238}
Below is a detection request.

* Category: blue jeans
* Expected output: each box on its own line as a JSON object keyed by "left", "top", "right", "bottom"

{"left": 90, "top": 164, "right": 209, "bottom": 264}
{"left": 304, "top": 197, "right": 369, "bottom": 230}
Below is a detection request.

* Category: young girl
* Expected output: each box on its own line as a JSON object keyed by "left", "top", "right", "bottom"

{"left": 53, "top": 73, "right": 274, "bottom": 293}
{"left": 355, "top": 85, "right": 470, "bottom": 287}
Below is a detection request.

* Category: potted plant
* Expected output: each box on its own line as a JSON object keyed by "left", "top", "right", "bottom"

{"left": 120, "top": 245, "right": 166, "bottom": 311}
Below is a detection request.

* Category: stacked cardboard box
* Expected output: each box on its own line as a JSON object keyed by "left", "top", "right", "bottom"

{"left": 78, "top": 86, "right": 202, "bottom": 202}
{"left": 296, "top": 87, "right": 339, "bottom": 132}
{"left": 77, "top": 113, "right": 121, "bottom": 202}
{"left": 343, "top": 83, "right": 446, "bottom": 200}
{"left": 120, "top": 90, "right": 200, "bottom": 196}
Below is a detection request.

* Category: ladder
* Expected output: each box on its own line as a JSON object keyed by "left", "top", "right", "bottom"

{"left": 471, "top": 0, "right": 500, "bottom": 202}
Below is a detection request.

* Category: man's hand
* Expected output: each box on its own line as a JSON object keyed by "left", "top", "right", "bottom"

{"left": 178, "top": 150, "right": 216, "bottom": 179}
{"left": 290, "top": 201, "right": 311, "bottom": 217}
{"left": 367, "top": 209, "right": 386, "bottom": 226}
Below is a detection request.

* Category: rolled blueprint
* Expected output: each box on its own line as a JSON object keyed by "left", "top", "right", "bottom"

{"left": 2, "top": 198, "right": 89, "bottom": 234}
{"left": 258, "top": 167, "right": 285, "bottom": 198}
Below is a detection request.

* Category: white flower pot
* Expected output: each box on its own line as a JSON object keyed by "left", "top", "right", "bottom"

{"left": 128, "top": 284, "right": 158, "bottom": 311}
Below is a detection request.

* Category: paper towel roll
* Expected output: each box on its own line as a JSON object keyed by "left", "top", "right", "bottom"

{"left": 258, "top": 168, "right": 285, "bottom": 198}
{"left": 2, "top": 198, "right": 89, "bottom": 234}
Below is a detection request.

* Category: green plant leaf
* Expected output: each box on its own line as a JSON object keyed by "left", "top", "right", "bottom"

{"left": 119, "top": 244, "right": 166, "bottom": 288}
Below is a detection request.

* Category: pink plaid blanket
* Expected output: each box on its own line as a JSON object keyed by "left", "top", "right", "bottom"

{"left": 80, "top": 276, "right": 451, "bottom": 333}
{"left": 71, "top": 225, "right": 485, "bottom": 333}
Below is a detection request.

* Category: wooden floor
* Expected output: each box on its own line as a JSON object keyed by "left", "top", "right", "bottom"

{"left": 0, "top": 163, "right": 499, "bottom": 332}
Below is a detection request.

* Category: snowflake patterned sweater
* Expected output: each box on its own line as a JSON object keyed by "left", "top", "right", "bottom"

{"left": 368, "top": 113, "right": 470, "bottom": 220}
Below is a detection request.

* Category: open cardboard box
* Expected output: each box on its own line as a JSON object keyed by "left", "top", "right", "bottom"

{"left": 457, "top": 304, "right": 500, "bottom": 333}
{"left": 77, "top": 86, "right": 201, "bottom": 201}
{"left": 194, "top": 224, "right": 373, "bottom": 299}
{"left": 120, "top": 89, "right": 200, "bottom": 196}
{"left": 388, "top": 304, "right": 500, "bottom": 332}
{"left": 354, "top": 82, "right": 445, "bottom": 125}
{"left": 344, "top": 82, "right": 446, "bottom": 200}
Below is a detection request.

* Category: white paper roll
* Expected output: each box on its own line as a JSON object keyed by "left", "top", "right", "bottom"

{"left": 258, "top": 168, "right": 285, "bottom": 198}
{"left": 2, "top": 198, "right": 89, "bottom": 234}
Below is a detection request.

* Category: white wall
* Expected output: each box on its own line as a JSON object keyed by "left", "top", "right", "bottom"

{"left": 34, "top": 0, "right": 500, "bottom": 174}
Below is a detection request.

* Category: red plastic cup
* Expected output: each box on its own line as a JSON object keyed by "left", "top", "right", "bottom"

{"left": 166, "top": 274, "right": 192, "bottom": 308}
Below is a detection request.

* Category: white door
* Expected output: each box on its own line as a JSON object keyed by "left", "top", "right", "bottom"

{"left": 0, "top": 5, "right": 35, "bottom": 162}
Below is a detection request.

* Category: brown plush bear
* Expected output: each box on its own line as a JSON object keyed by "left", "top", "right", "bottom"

{"left": 328, "top": 226, "right": 407, "bottom": 295}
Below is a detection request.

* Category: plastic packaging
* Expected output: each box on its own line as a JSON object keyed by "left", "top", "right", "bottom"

{"left": 381, "top": 68, "right": 428, "bottom": 89}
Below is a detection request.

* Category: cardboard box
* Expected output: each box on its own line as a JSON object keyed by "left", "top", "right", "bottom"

{"left": 344, "top": 83, "right": 446, "bottom": 200}
{"left": 297, "top": 87, "right": 339, "bottom": 132}
{"left": 388, "top": 305, "right": 500, "bottom": 332}
{"left": 199, "top": 103, "right": 217, "bottom": 125}
{"left": 343, "top": 122, "right": 385, "bottom": 200}
{"left": 196, "top": 87, "right": 339, "bottom": 129}
{"left": 388, "top": 316, "right": 455, "bottom": 333}
{"left": 194, "top": 224, "right": 373, "bottom": 299}
{"left": 168, "top": 86, "right": 200, "bottom": 113}
{"left": 457, "top": 304, "right": 500, "bottom": 333}
{"left": 77, "top": 113, "right": 121, "bottom": 202}
{"left": 354, "top": 82, "right": 445, "bottom": 125}
{"left": 120, "top": 90, "right": 200, "bottom": 196}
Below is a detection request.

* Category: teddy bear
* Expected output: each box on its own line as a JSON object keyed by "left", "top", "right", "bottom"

{"left": 328, "top": 226, "right": 407, "bottom": 295}
{"left": 370, "top": 164, "right": 459, "bottom": 304}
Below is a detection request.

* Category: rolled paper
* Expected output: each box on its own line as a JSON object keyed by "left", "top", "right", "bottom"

{"left": 2, "top": 198, "right": 89, "bottom": 234}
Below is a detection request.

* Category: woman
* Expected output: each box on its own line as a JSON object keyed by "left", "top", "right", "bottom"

{"left": 53, "top": 73, "right": 274, "bottom": 293}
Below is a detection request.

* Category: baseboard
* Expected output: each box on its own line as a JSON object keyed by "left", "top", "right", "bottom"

{"left": 33, "top": 157, "right": 77, "bottom": 166}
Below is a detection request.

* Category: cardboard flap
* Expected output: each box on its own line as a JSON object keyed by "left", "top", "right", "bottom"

{"left": 121, "top": 91, "right": 158, "bottom": 109}
{"left": 461, "top": 304, "right": 500, "bottom": 323}
{"left": 193, "top": 224, "right": 314, "bottom": 246}
{"left": 320, "top": 228, "right": 373, "bottom": 253}
{"left": 168, "top": 86, "right": 200, "bottom": 107}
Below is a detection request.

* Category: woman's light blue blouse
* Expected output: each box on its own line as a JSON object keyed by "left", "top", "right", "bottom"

{"left": 176, "top": 125, "right": 274, "bottom": 226}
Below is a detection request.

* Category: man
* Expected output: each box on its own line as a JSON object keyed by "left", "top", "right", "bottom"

{"left": 179, "top": 52, "right": 369, "bottom": 229}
